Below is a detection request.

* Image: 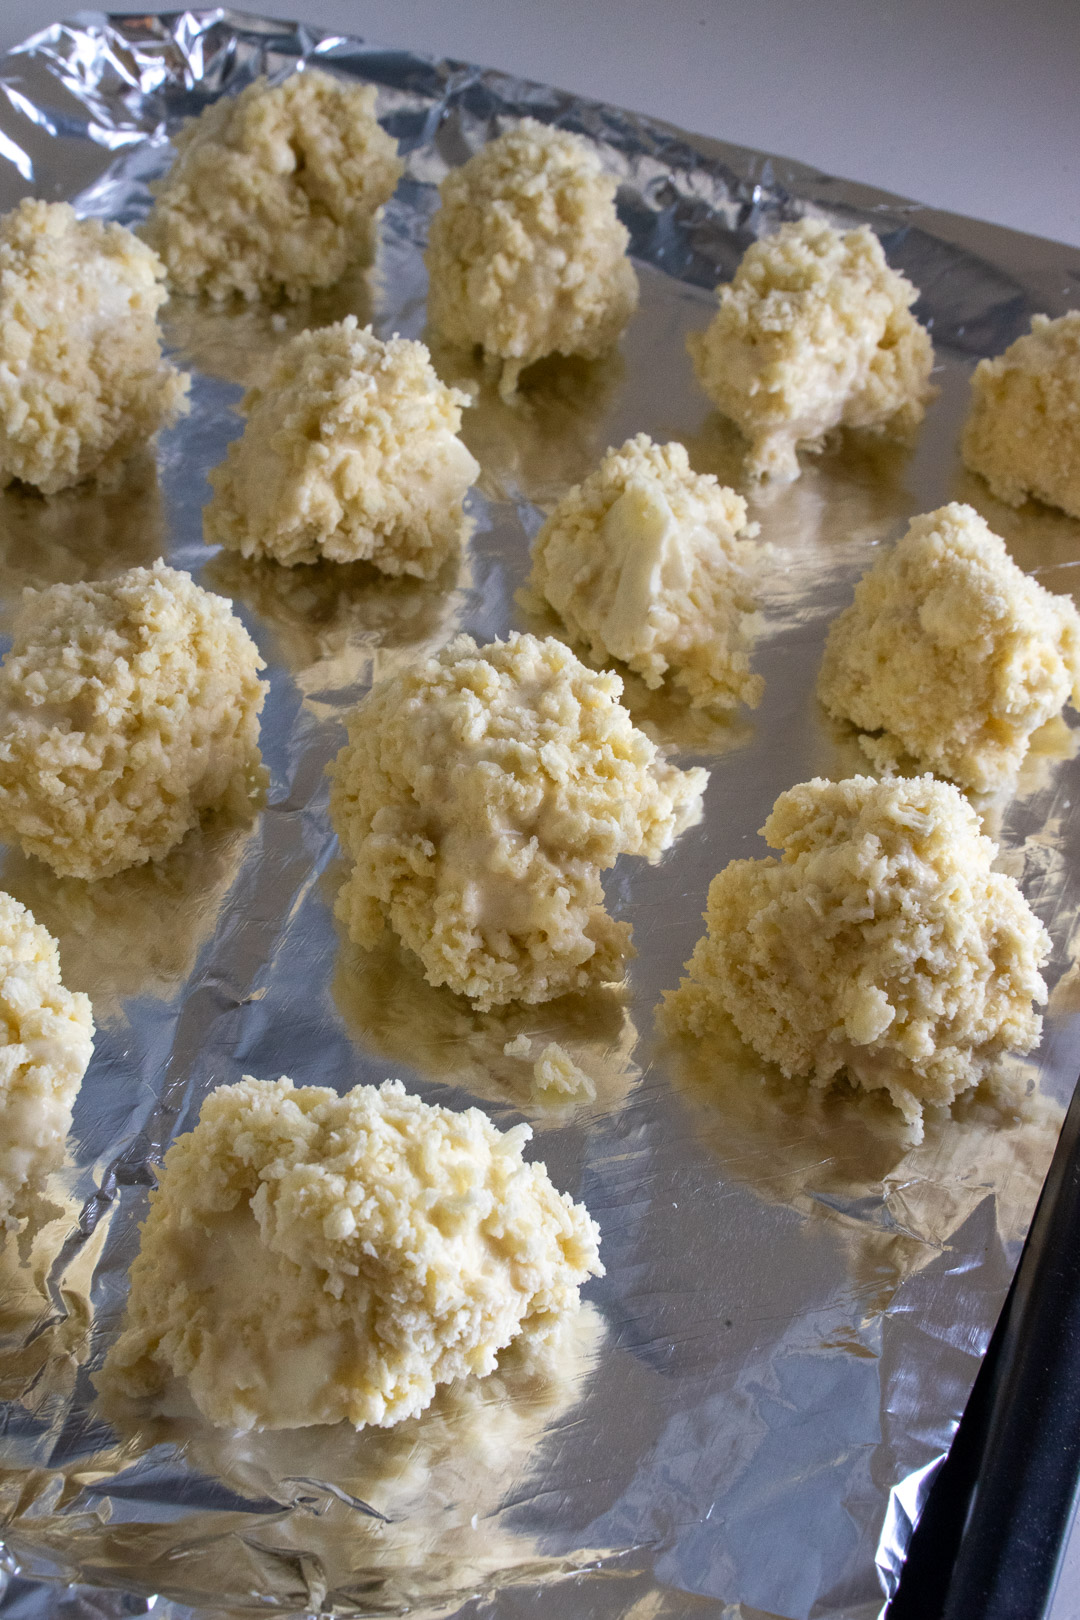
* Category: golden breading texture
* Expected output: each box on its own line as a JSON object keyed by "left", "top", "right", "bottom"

{"left": 962, "top": 312, "right": 1080, "bottom": 519}
{"left": 527, "top": 433, "right": 763, "bottom": 710}
{"left": 97, "top": 1074, "right": 603, "bottom": 1431}
{"left": 687, "top": 217, "right": 935, "bottom": 483}
{"left": 818, "top": 502, "right": 1080, "bottom": 791}
{"left": 0, "top": 891, "right": 94, "bottom": 1228}
{"left": 204, "top": 319, "right": 478, "bottom": 575}
{"left": 662, "top": 775, "right": 1049, "bottom": 1139}
{"left": 0, "top": 563, "right": 266, "bottom": 880}
{"left": 425, "top": 119, "right": 638, "bottom": 397}
{"left": 0, "top": 200, "right": 188, "bottom": 494}
{"left": 143, "top": 69, "right": 403, "bottom": 302}
{"left": 329, "top": 632, "right": 708, "bottom": 1010}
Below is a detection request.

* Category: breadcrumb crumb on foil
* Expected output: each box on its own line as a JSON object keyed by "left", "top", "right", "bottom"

{"left": 527, "top": 433, "right": 763, "bottom": 710}
{"left": 962, "top": 311, "right": 1080, "bottom": 519}
{"left": 687, "top": 217, "right": 935, "bottom": 483}
{"left": 142, "top": 69, "right": 403, "bottom": 302}
{"left": 425, "top": 119, "right": 638, "bottom": 399}
{"left": 329, "top": 631, "right": 707, "bottom": 1009}
{"left": 204, "top": 318, "right": 478, "bottom": 576}
{"left": 0, "top": 200, "right": 188, "bottom": 495}
{"left": 661, "top": 774, "right": 1050, "bottom": 1140}
{"left": 817, "top": 501, "right": 1080, "bottom": 791}
{"left": 0, "top": 562, "right": 267, "bottom": 880}
{"left": 531, "top": 1041, "right": 596, "bottom": 1102}
{"left": 96, "top": 1074, "right": 603, "bottom": 1431}
{"left": 0, "top": 891, "right": 93, "bottom": 1229}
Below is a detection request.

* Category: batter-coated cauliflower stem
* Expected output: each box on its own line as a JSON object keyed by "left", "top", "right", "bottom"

{"left": 527, "top": 434, "right": 763, "bottom": 709}
{"left": 962, "top": 312, "right": 1080, "bottom": 520}
{"left": 143, "top": 69, "right": 403, "bottom": 302}
{"left": 329, "top": 632, "right": 708, "bottom": 1010}
{"left": 0, "top": 892, "right": 94, "bottom": 1228}
{"left": 662, "top": 775, "right": 1050, "bottom": 1139}
{"left": 97, "top": 1074, "right": 603, "bottom": 1430}
{"left": 0, "top": 200, "right": 188, "bottom": 495}
{"left": 204, "top": 319, "right": 478, "bottom": 575}
{"left": 425, "top": 119, "right": 639, "bottom": 398}
{"left": 0, "top": 562, "right": 267, "bottom": 880}
{"left": 687, "top": 217, "right": 935, "bottom": 484}
{"left": 818, "top": 502, "right": 1080, "bottom": 792}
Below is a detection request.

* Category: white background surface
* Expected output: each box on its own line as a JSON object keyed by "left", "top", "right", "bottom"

{"left": 3, "top": 0, "right": 1080, "bottom": 247}
{"left": 0, "top": 3, "right": 1079, "bottom": 1617}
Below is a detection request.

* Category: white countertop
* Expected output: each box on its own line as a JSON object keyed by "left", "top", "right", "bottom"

{"left": 3, "top": 0, "right": 1079, "bottom": 248}
{"left": 0, "top": 4, "right": 1078, "bottom": 1617}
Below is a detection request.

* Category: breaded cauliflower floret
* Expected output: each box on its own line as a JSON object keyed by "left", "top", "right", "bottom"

{"left": 818, "top": 502, "right": 1080, "bottom": 792}
{"left": 143, "top": 69, "right": 403, "bottom": 302}
{"left": 0, "top": 892, "right": 94, "bottom": 1228}
{"left": 687, "top": 217, "right": 935, "bottom": 483}
{"left": 527, "top": 434, "right": 763, "bottom": 709}
{"left": 425, "top": 119, "right": 638, "bottom": 398}
{"left": 662, "top": 775, "right": 1049, "bottom": 1139}
{"left": 97, "top": 1074, "right": 603, "bottom": 1430}
{"left": 962, "top": 312, "right": 1080, "bottom": 519}
{"left": 329, "top": 632, "right": 708, "bottom": 1009}
{"left": 0, "top": 200, "right": 188, "bottom": 495}
{"left": 0, "top": 562, "right": 267, "bottom": 880}
{"left": 204, "top": 319, "right": 478, "bottom": 576}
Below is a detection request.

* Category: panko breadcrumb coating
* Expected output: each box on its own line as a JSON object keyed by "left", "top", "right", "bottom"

{"left": 662, "top": 775, "right": 1049, "bottom": 1139}
{"left": 204, "top": 319, "right": 478, "bottom": 575}
{"left": 818, "top": 502, "right": 1080, "bottom": 792}
{"left": 97, "top": 1074, "right": 602, "bottom": 1431}
{"left": 0, "top": 200, "right": 188, "bottom": 495}
{"left": 0, "top": 562, "right": 266, "bottom": 880}
{"left": 527, "top": 434, "right": 763, "bottom": 709}
{"left": 143, "top": 69, "right": 403, "bottom": 302}
{"left": 962, "top": 312, "right": 1080, "bottom": 519}
{"left": 0, "top": 892, "right": 94, "bottom": 1228}
{"left": 425, "top": 119, "right": 638, "bottom": 398}
{"left": 329, "top": 632, "right": 708, "bottom": 1010}
{"left": 687, "top": 217, "right": 935, "bottom": 483}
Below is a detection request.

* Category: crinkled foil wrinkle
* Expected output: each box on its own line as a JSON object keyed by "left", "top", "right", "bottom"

{"left": 0, "top": 9, "right": 1079, "bottom": 1620}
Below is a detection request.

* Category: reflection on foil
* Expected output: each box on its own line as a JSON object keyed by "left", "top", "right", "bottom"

{"left": 74, "top": 1305, "right": 606, "bottom": 1616}
{"left": 332, "top": 929, "right": 640, "bottom": 1120}
{"left": 161, "top": 267, "right": 376, "bottom": 388}
{"left": 430, "top": 340, "right": 627, "bottom": 511}
{"left": 0, "top": 452, "right": 164, "bottom": 610}
{"left": 662, "top": 1009, "right": 1062, "bottom": 1256}
{"left": 0, "top": 10, "right": 1079, "bottom": 1620}
{"left": 204, "top": 548, "right": 471, "bottom": 715}
{"left": 1, "top": 801, "right": 260, "bottom": 1020}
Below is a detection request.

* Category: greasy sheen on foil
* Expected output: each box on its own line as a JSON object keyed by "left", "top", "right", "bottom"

{"left": 1, "top": 9, "right": 1080, "bottom": 1619}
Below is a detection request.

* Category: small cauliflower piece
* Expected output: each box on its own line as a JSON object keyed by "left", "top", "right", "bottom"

{"left": 204, "top": 319, "right": 478, "bottom": 576}
{"left": 329, "top": 632, "right": 707, "bottom": 1010}
{"left": 662, "top": 775, "right": 1049, "bottom": 1139}
{"left": 962, "top": 312, "right": 1080, "bottom": 519}
{"left": 425, "top": 119, "right": 638, "bottom": 398}
{"left": 818, "top": 502, "right": 1080, "bottom": 792}
{"left": 0, "top": 892, "right": 94, "bottom": 1228}
{"left": 0, "top": 200, "right": 188, "bottom": 495}
{"left": 143, "top": 69, "right": 403, "bottom": 302}
{"left": 527, "top": 434, "right": 762, "bottom": 709}
{"left": 687, "top": 217, "right": 935, "bottom": 483}
{"left": 97, "top": 1074, "right": 602, "bottom": 1431}
{"left": 0, "top": 563, "right": 266, "bottom": 880}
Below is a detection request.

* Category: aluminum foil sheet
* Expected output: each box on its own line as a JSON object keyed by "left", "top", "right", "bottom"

{"left": 1, "top": 9, "right": 1080, "bottom": 1619}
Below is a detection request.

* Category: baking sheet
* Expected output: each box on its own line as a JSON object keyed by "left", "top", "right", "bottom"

{"left": 1, "top": 9, "right": 1080, "bottom": 1618}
